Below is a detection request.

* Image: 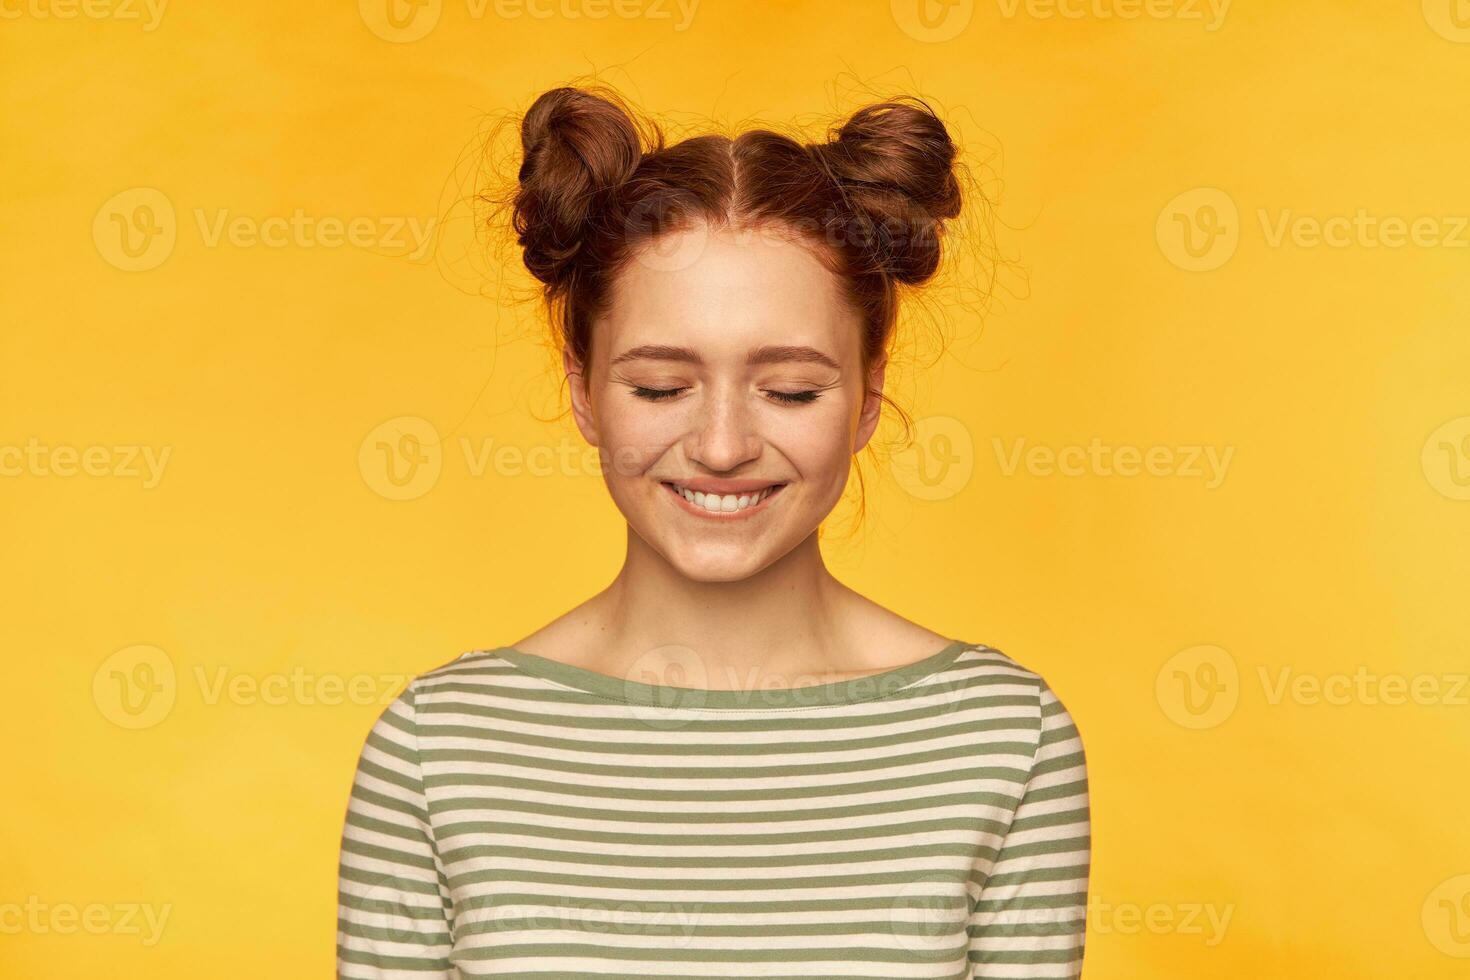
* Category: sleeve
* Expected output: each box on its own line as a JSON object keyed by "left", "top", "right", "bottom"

{"left": 337, "top": 681, "right": 458, "bottom": 978}
{"left": 967, "top": 676, "right": 1091, "bottom": 978}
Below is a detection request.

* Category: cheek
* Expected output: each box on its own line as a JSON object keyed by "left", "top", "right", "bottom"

{"left": 594, "top": 397, "right": 681, "bottom": 480}
{"left": 779, "top": 402, "right": 860, "bottom": 479}
{"left": 592, "top": 389, "right": 860, "bottom": 483}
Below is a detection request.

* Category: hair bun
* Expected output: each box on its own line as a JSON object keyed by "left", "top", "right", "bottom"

{"left": 513, "top": 86, "right": 650, "bottom": 286}
{"left": 812, "top": 99, "right": 962, "bottom": 285}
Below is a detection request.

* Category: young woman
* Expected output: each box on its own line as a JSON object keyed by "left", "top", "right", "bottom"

{"left": 336, "top": 85, "right": 1090, "bottom": 979}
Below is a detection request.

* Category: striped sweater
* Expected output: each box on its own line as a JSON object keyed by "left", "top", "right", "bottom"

{"left": 336, "top": 639, "right": 1090, "bottom": 978}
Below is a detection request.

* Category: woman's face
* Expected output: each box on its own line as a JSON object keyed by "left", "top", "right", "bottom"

{"left": 566, "top": 221, "right": 886, "bottom": 583}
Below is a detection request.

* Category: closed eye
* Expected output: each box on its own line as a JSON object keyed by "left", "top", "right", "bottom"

{"left": 630, "top": 386, "right": 823, "bottom": 405}
{"left": 765, "top": 389, "right": 822, "bottom": 405}
{"left": 630, "top": 385, "right": 687, "bottom": 401}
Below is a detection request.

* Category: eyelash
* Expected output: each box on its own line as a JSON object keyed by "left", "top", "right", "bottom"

{"left": 630, "top": 386, "right": 822, "bottom": 405}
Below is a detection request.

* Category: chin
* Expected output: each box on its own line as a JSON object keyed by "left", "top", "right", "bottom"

{"left": 659, "top": 542, "right": 778, "bottom": 584}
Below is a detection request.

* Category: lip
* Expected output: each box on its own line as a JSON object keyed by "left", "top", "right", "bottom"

{"left": 660, "top": 480, "right": 786, "bottom": 519}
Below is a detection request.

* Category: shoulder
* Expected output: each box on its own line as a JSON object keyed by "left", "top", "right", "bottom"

{"left": 359, "top": 648, "right": 513, "bottom": 734}
{"left": 396, "top": 645, "right": 532, "bottom": 700}
{"left": 953, "top": 642, "right": 1085, "bottom": 744}
{"left": 403, "top": 647, "right": 508, "bottom": 691}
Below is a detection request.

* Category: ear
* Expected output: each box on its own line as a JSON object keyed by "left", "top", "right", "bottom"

{"left": 564, "top": 346, "right": 600, "bottom": 447}
{"left": 853, "top": 351, "right": 888, "bottom": 454}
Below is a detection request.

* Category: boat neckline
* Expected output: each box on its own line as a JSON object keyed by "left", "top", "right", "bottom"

{"left": 484, "top": 637, "right": 973, "bottom": 710}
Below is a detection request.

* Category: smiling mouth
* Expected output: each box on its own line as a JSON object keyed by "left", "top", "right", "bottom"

{"left": 660, "top": 481, "right": 786, "bottom": 516}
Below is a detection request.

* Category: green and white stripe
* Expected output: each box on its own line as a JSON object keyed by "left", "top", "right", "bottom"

{"left": 337, "top": 640, "right": 1089, "bottom": 978}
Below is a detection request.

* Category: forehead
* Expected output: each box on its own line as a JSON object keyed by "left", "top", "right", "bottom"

{"left": 598, "top": 223, "right": 859, "bottom": 362}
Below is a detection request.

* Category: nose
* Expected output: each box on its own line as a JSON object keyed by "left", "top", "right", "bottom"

{"left": 685, "top": 383, "right": 764, "bottom": 473}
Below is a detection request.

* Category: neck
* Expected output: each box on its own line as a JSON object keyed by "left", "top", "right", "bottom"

{"left": 585, "top": 525, "right": 861, "bottom": 689}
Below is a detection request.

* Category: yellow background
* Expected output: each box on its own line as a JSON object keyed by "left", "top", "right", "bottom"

{"left": 3, "top": 0, "right": 1469, "bottom": 976}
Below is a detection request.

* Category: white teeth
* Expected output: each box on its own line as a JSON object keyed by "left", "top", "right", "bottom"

{"left": 670, "top": 483, "right": 779, "bottom": 513}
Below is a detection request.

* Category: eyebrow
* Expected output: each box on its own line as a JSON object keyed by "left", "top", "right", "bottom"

{"left": 608, "top": 344, "right": 841, "bottom": 371}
